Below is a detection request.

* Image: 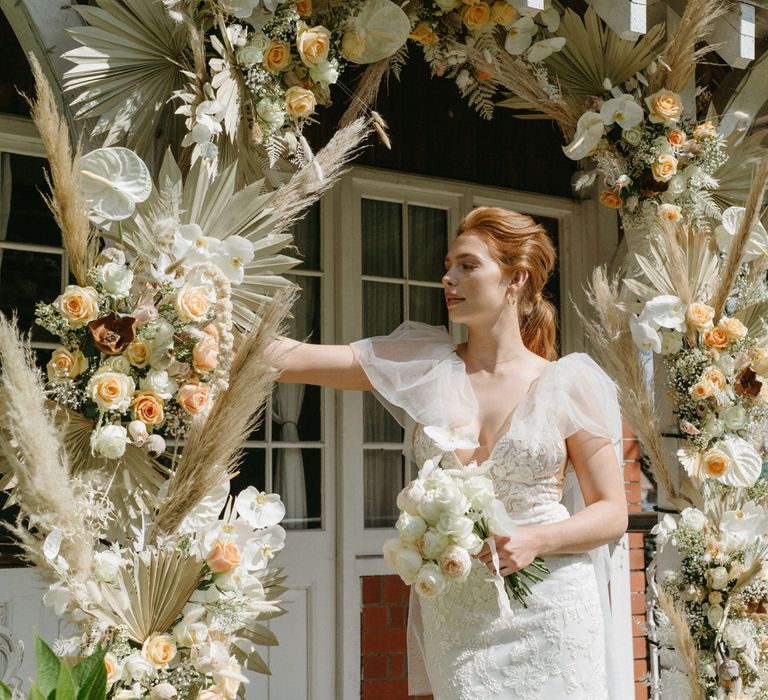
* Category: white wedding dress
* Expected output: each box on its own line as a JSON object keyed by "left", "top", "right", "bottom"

{"left": 352, "top": 322, "right": 628, "bottom": 700}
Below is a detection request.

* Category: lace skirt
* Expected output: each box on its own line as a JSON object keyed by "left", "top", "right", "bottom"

{"left": 419, "top": 552, "right": 608, "bottom": 700}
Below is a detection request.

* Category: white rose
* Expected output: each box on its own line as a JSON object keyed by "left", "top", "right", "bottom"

{"left": 462, "top": 476, "right": 495, "bottom": 511}
{"left": 93, "top": 550, "right": 123, "bottom": 582}
{"left": 176, "top": 620, "right": 209, "bottom": 647}
{"left": 453, "top": 531, "right": 484, "bottom": 555}
{"left": 140, "top": 369, "right": 178, "bottom": 401}
{"left": 236, "top": 44, "right": 264, "bottom": 67}
{"left": 122, "top": 652, "right": 155, "bottom": 682}
{"left": 723, "top": 621, "right": 748, "bottom": 649}
{"left": 435, "top": 0, "right": 460, "bottom": 10}
{"left": 709, "top": 566, "right": 729, "bottom": 590}
{"left": 435, "top": 513, "right": 474, "bottom": 540}
{"left": 680, "top": 508, "right": 708, "bottom": 530}
{"left": 396, "top": 512, "right": 428, "bottom": 542}
{"left": 623, "top": 127, "right": 642, "bottom": 145}
{"left": 667, "top": 173, "right": 688, "bottom": 195}
{"left": 702, "top": 414, "right": 725, "bottom": 438}
{"left": 104, "top": 652, "right": 122, "bottom": 687}
{"left": 661, "top": 331, "right": 683, "bottom": 355}
{"left": 706, "top": 603, "right": 724, "bottom": 628}
{"left": 101, "top": 355, "right": 132, "bottom": 374}
{"left": 249, "top": 33, "right": 270, "bottom": 52}
{"left": 414, "top": 562, "right": 447, "bottom": 598}
{"left": 721, "top": 404, "right": 746, "bottom": 430}
{"left": 394, "top": 545, "right": 423, "bottom": 585}
{"left": 256, "top": 99, "right": 285, "bottom": 129}
{"left": 309, "top": 59, "right": 339, "bottom": 86}
{"left": 438, "top": 545, "right": 472, "bottom": 581}
{"left": 150, "top": 683, "right": 178, "bottom": 699}
{"left": 396, "top": 480, "right": 426, "bottom": 517}
{"left": 418, "top": 529, "right": 450, "bottom": 560}
{"left": 128, "top": 419, "right": 149, "bottom": 446}
{"left": 194, "top": 641, "right": 230, "bottom": 675}
{"left": 420, "top": 482, "right": 468, "bottom": 522}
{"left": 96, "top": 262, "right": 134, "bottom": 297}
{"left": 90, "top": 424, "right": 130, "bottom": 460}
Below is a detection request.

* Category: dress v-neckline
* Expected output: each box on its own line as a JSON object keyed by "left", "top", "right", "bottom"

{"left": 448, "top": 352, "right": 558, "bottom": 469}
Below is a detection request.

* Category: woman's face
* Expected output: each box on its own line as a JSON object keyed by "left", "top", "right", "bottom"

{"left": 442, "top": 232, "right": 512, "bottom": 324}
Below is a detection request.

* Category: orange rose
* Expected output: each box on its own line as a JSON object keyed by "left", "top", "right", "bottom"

{"left": 193, "top": 335, "right": 219, "bottom": 373}
{"left": 645, "top": 89, "right": 683, "bottom": 124}
{"left": 47, "top": 346, "right": 88, "bottom": 381}
{"left": 296, "top": 24, "right": 330, "bottom": 66}
{"left": 651, "top": 154, "right": 678, "bottom": 182}
{"left": 296, "top": 0, "right": 312, "bottom": 17}
{"left": 693, "top": 121, "right": 717, "bottom": 140}
{"left": 124, "top": 339, "right": 150, "bottom": 368}
{"left": 718, "top": 316, "right": 748, "bottom": 340}
{"left": 207, "top": 539, "right": 241, "bottom": 573}
{"left": 285, "top": 86, "right": 317, "bottom": 119}
{"left": 657, "top": 203, "right": 682, "bottom": 223}
{"left": 491, "top": 1, "right": 517, "bottom": 25}
{"left": 410, "top": 21, "right": 438, "bottom": 46}
{"left": 686, "top": 302, "right": 714, "bottom": 330}
{"left": 142, "top": 634, "right": 177, "bottom": 667}
{"left": 704, "top": 327, "right": 729, "bottom": 349}
{"left": 475, "top": 68, "right": 493, "bottom": 81}
{"left": 462, "top": 2, "right": 492, "bottom": 31}
{"left": 599, "top": 191, "right": 623, "bottom": 209}
{"left": 702, "top": 448, "right": 731, "bottom": 479}
{"left": 177, "top": 382, "right": 210, "bottom": 415}
{"left": 264, "top": 41, "right": 292, "bottom": 73}
{"left": 55, "top": 285, "right": 100, "bottom": 328}
{"left": 689, "top": 380, "right": 714, "bottom": 401}
{"left": 666, "top": 129, "right": 687, "bottom": 147}
{"left": 130, "top": 391, "right": 165, "bottom": 426}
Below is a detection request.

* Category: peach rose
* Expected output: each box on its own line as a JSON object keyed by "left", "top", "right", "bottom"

{"left": 704, "top": 327, "right": 729, "bottom": 349}
{"left": 202, "top": 323, "right": 219, "bottom": 342}
{"left": 719, "top": 317, "right": 748, "bottom": 340}
{"left": 599, "top": 191, "right": 623, "bottom": 209}
{"left": 690, "top": 380, "right": 714, "bottom": 401}
{"left": 196, "top": 688, "right": 225, "bottom": 700}
{"left": 702, "top": 366, "right": 726, "bottom": 391}
{"left": 693, "top": 121, "right": 717, "bottom": 140}
{"left": 462, "top": 2, "right": 492, "bottom": 31}
{"left": 702, "top": 448, "right": 731, "bottom": 479}
{"left": 410, "top": 21, "right": 438, "bottom": 46}
{"left": 666, "top": 128, "right": 687, "bottom": 147}
{"left": 491, "top": 1, "right": 517, "bottom": 25}
{"left": 175, "top": 285, "right": 213, "bottom": 323}
{"left": 475, "top": 68, "right": 493, "bottom": 81}
{"left": 285, "top": 86, "right": 317, "bottom": 119}
{"left": 297, "top": 24, "right": 330, "bottom": 66}
{"left": 131, "top": 391, "right": 165, "bottom": 426}
{"left": 47, "top": 347, "right": 88, "bottom": 381}
{"left": 142, "top": 634, "right": 177, "bottom": 667}
{"left": 193, "top": 335, "right": 219, "bottom": 373}
{"left": 104, "top": 652, "right": 121, "bottom": 687}
{"left": 686, "top": 302, "right": 714, "bottom": 330}
{"left": 645, "top": 89, "right": 683, "bottom": 124}
{"left": 264, "top": 41, "right": 292, "bottom": 72}
{"left": 296, "top": 0, "right": 312, "bottom": 17}
{"left": 657, "top": 203, "right": 682, "bottom": 223}
{"left": 124, "top": 339, "right": 150, "bottom": 368}
{"left": 87, "top": 371, "right": 135, "bottom": 412}
{"left": 651, "top": 153, "right": 678, "bottom": 182}
{"left": 207, "top": 539, "right": 241, "bottom": 573}
{"left": 55, "top": 285, "right": 100, "bottom": 328}
{"left": 177, "top": 382, "right": 210, "bottom": 415}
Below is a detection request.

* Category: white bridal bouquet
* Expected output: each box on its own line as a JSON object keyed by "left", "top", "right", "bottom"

{"left": 384, "top": 457, "right": 548, "bottom": 607}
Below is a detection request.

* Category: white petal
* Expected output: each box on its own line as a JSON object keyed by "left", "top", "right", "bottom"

{"left": 80, "top": 147, "right": 152, "bottom": 221}
{"left": 562, "top": 111, "right": 604, "bottom": 160}
{"left": 526, "top": 37, "right": 566, "bottom": 63}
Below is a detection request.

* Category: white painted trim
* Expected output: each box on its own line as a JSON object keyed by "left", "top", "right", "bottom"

{"left": 709, "top": 2, "right": 756, "bottom": 69}
{"left": 0, "top": 116, "right": 45, "bottom": 158}
{"left": 586, "top": 0, "right": 647, "bottom": 40}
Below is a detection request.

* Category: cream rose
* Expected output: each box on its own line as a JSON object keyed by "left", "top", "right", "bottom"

{"left": 666, "top": 128, "right": 687, "bottom": 147}
{"left": 462, "top": 2, "right": 492, "bottom": 31}
{"left": 196, "top": 688, "right": 225, "bottom": 700}
{"left": 207, "top": 539, "right": 241, "bottom": 573}
{"left": 341, "top": 29, "right": 365, "bottom": 60}
{"left": 124, "top": 338, "right": 150, "bottom": 368}
{"left": 140, "top": 369, "right": 177, "bottom": 401}
{"left": 175, "top": 285, "right": 214, "bottom": 323}
{"left": 296, "top": 0, "right": 312, "bottom": 17}
{"left": 709, "top": 566, "right": 729, "bottom": 590}
{"left": 193, "top": 335, "right": 219, "bottom": 373}
{"left": 149, "top": 683, "right": 178, "bottom": 700}
{"left": 719, "top": 316, "right": 748, "bottom": 340}
{"left": 645, "top": 89, "right": 684, "bottom": 124}
{"left": 47, "top": 347, "right": 88, "bottom": 381}
{"left": 702, "top": 366, "right": 727, "bottom": 391}
{"left": 297, "top": 25, "right": 330, "bottom": 66}
{"left": 491, "top": 1, "right": 517, "bottom": 25}
{"left": 689, "top": 380, "right": 714, "bottom": 401}
{"left": 651, "top": 153, "right": 678, "bottom": 182}
{"left": 55, "top": 285, "right": 100, "bottom": 328}
{"left": 414, "top": 562, "right": 447, "bottom": 598}
{"left": 143, "top": 633, "right": 177, "bottom": 668}
{"left": 693, "top": 121, "right": 717, "bottom": 140}
{"left": 90, "top": 423, "right": 130, "bottom": 460}
{"left": 702, "top": 448, "right": 732, "bottom": 480}
{"left": 264, "top": 41, "right": 292, "bottom": 73}
{"left": 438, "top": 545, "right": 472, "bottom": 581}
{"left": 177, "top": 382, "right": 210, "bottom": 415}
{"left": 104, "top": 652, "right": 122, "bottom": 687}
{"left": 657, "top": 203, "right": 682, "bottom": 223}
{"left": 686, "top": 302, "right": 714, "bottom": 330}
{"left": 87, "top": 371, "right": 135, "bottom": 412}
{"left": 131, "top": 391, "right": 165, "bottom": 427}
{"left": 410, "top": 21, "right": 438, "bottom": 46}
{"left": 285, "top": 86, "right": 317, "bottom": 119}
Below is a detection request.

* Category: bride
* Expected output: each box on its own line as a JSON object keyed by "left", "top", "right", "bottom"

{"left": 274, "top": 206, "right": 629, "bottom": 699}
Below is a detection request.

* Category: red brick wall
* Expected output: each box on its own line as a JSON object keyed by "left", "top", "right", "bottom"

{"left": 360, "top": 424, "right": 651, "bottom": 699}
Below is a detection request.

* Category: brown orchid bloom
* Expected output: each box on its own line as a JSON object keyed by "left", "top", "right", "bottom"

{"left": 88, "top": 312, "right": 137, "bottom": 356}
{"left": 735, "top": 367, "right": 763, "bottom": 398}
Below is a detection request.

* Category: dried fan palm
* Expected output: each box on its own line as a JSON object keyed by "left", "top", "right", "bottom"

{"left": 151, "top": 288, "right": 294, "bottom": 538}
{"left": 87, "top": 549, "right": 204, "bottom": 644}
{"left": 543, "top": 8, "right": 665, "bottom": 97}
{"left": 0, "top": 315, "right": 97, "bottom": 580}
{"left": 712, "top": 129, "right": 768, "bottom": 210}
{"left": 24, "top": 55, "right": 94, "bottom": 287}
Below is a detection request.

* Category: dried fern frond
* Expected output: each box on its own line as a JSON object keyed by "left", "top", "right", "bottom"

{"left": 24, "top": 54, "right": 94, "bottom": 286}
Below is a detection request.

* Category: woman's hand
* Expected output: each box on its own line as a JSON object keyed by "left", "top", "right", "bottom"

{"left": 476, "top": 529, "right": 542, "bottom": 576}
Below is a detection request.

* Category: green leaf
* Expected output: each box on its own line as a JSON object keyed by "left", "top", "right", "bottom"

{"left": 35, "top": 635, "right": 61, "bottom": 698}
{"left": 30, "top": 684, "right": 47, "bottom": 700}
{"left": 0, "top": 682, "right": 13, "bottom": 700}
{"left": 71, "top": 648, "right": 104, "bottom": 688}
{"left": 55, "top": 659, "right": 77, "bottom": 700}
{"left": 74, "top": 649, "right": 107, "bottom": 700}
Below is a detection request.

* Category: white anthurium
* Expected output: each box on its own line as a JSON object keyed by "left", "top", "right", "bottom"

{"left": 344, "top": 0, "right": 411, "bottom": 64}
{"left": 641, "top": 295, "right": 686, "bottom": 332}
{"left": 234, "top": 486, "right": 286, "bottom": 529}
{"left": 540, "top": 6, "right": 560, "bottom": 31}
{"left": 243, "top": 524, "right": 287, "bottom": 571}
{"left": 80, "top": 147, "right": 152, "bottom": 221}
{"left": 720, "top": 501, "right": 768, "bottom": 551}
{"left": 715, "top": 206, "right": 768, "bottom": 263}
{"left": 171, "top": 223, "right": 224, "bottom": 265}
{"left": 504, "top": 16, "right": 537, "bottom": 55}
{"left": 715, "top": 435, "right": 762, "bottom": 488}
{"left": 600, "top": 95, "right": 643, "bottom": 130}
{"left": 629, "top": 314, "right": 662, "bottom": 353}
{"left": 177, "top": 481, "right": 231, "bottom": 534}
{"left": 526, "top": 37, "right": 566, "bottom": 63}
{"left": 214, "top": 235, "right": 256, "bottom": 285}
{"left": 562, "top": 111, "right": 605, "bottom": 161}
{"left": 423, "top": 425, "right": 480, "bottom": 452}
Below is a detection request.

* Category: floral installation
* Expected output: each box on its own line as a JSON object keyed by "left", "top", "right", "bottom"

{"left": 385, "top": 455, "right": 548, "bottom": 607}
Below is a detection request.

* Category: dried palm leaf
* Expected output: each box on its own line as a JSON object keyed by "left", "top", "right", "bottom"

{"left": 649, "top": 0, "right": 729, "bottom": 95}
{"left": 63, "top": 0, "right": 191, "bottom": 160}
{"left": 87, "top": 549, "right": 204, "bottom": 643}
{"left": 24, "top": 55, "right": 94, "bottom": 287}
{"left": 711, "top": 153, "right": 768, "bottom": 322}
{"left": 712, "top": 129, "right": 768, "bottom": 209}
{"left": 152, "top": 289, "right": 293, "bottom": 538}
{"left": 544, "top": 9, "right": 665, "bottom": 97}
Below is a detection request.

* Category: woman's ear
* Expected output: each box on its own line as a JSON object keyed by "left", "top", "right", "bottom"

{"left": 508, "top": 269, "right": 529, "bottom": 293}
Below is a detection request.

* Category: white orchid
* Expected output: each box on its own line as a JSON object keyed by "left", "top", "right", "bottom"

{"left": 504, "top": 16, "right": 537, "bottom": 55}
{"left": 234, "top": 486, "right": 286, "bottom": 529}
{"left": 720, "top": 501, "right": 768, "bottom": 551}
{"left": 526, "top": 37, "right": 566, "bottom": 63}
{"left": 641, "top": 295, "right": 686, "bottom": 332}
{"left": 562, "top": 111, "right": 604, "bottom": 161}
{"left": 214, "top": 235, "right": 256, "bottom": 285}
{"left": 650, "top": 513, "right": 677, "bottom": 549}
{"left": 540, "top": 6, "right": 560, "bottom": 31}
{"left": 629, "top": 314, "right": 662, "bottom": 353}
{"left": 715, "top": 206, "right": 768, "bottom": 262}
{"left": 243, "top": 524, "right": 287, "bottom": 570}
{"left": 177, "top": 481, "right": 231, "bottom": 533}
{"left": 600, "top": 95, "right": 643, "bottom": 130}
{"left": 172, "top": 223, "right": 224, "bottom": 265}
{"left": 80, "top": 147, "right": 152, "bottom": 220}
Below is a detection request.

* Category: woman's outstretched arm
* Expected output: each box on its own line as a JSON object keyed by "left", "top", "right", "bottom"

{"left": 271, "top": 337, "right": 373, "bottom": 391}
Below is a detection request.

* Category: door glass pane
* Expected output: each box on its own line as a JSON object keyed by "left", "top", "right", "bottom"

{"left": 229, "top": 448, "right": 266, "bottom": 495}
{"left": 273, "top": 447, "right": 321, "bottom": 530}
{"left": 291, "top": 202, "right": 321, "bottom": 271}
{"left": 363, "top": 281, "right": 402, "bottom": 337}
{"left": 364, "top": 393, "right": 403, "bottom": 443}
{"left": 364, "top": 449, "right": 405, "bottom": 528}
{"left": 408, "top": 205, "right": 447, "bottom": 282}
{"left": 409, "top": 286, "right": 448, "bottom": 327}
{"left": 361, "top": 199, "right": 402, "bottom": 277}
